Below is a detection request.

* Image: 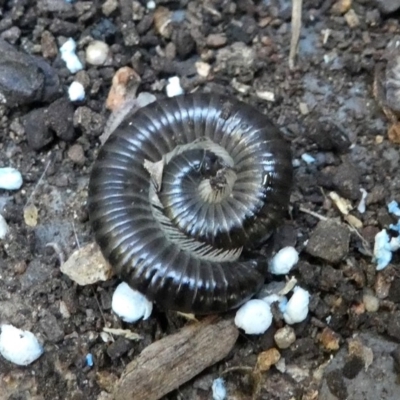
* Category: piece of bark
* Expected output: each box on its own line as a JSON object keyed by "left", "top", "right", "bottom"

{"left": 114, "top": 317, "right": 239, "bottom": 400}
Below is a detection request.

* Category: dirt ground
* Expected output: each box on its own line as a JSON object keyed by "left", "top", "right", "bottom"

{"left": 1, "top": 0, "right": 400, "bottom": 399}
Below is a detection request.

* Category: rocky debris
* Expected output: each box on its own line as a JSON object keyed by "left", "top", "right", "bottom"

{"left": 0, "top": 38, "right": 60, "bottom": 107}
{"left": 73, "top": 106, "right": 105, "bottom": 137}
{"left": 23, "top": 108, "right": 54, "bottom": 150}
{"left": 332, "top": 162, "right": 361, "bottom": 201}
{"left": 306, "top": 119, "right": 351, "bottom": 153}
{"left": 23, "top": 97, "right": 74, "bottom": 150}
{"left": 306, "top": 220, "right": 351, "bottom": 264}
{"left": 39, "top": 311, "right": 64, "bottom": 343}
{"left": 320, "top": 334, "right": 398, "bottom": 399}
{"left": 67, "top": 144, "right": 85, "bottom": 166}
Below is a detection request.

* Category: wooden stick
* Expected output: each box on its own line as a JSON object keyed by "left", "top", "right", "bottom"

{"left": 114, "top": 317, "right": 239, "bottom": 400}
{"left": 289, "top": 0, "right": 303, "bottom": 69}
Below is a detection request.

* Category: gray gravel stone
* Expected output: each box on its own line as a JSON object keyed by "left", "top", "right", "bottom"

{"left": 306, "top": 220, "right": 350, "bottom": 264}
{"left": 46, "top": 97, "right": 75, "bottom": 141}
{"left": 332, "top": 162, "right": 361, "bottom": 200}
{"left": 23, "top": 107, "right": 54, "bottom": 150}
{"left": 0, "top": 38, "right": 60, "bottom": 107}
{"left": 40, "top": 311, "right": 65, "bottom": 343}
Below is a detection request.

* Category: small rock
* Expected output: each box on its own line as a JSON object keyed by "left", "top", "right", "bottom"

{"left": 375, "top": 0, "right": 400, "bottom": 14}
{"left": 0, "top": 26, "right": 21, "bottom": 44}
{"left": 256, "top": 348, "right": 281, "bottom": 372}
{"left": 306, "top": 220, "right": 350, "bottom": 263}
{"left": 39, "top": 312, "right": 64, "bottom": 343}
{"left": 344, "top": 9, "right": 360, "bottom": 28}
{"left": 86, "top": 40, "right": 110, "bottom": 66}
{"left": 60, "top": 38, "right": 83, "bottom": 73}
{"left": 215, "top": 42, "right": 256, "bottom": 80}
{"left": 37, "top": 0, "right": 73, "bottom": 13}
{"left": 307, "top": 120, "right": 351, "bottom": 153}
{"left": 102, "top": 0, "right": 118, "bottom": 16}
{"left": 68, "top": 144, "right": 85, "bottom": 165}
{"left": 166, "top": 76, "right": 184, "bottom": 97}
{"left": 41, "top": 31, "right": 58, "bottom": 59}
{"left": 319, "top": 327, "right": 340, "bottom": 351}
{"left": 107, "top": 337, "right": 132, "bottom": 359}
{"left": 274, "top": 326, "right": 296, "bottom": 349}
{"left": 362, "top": 293, "right": 379, "bottom": 312}
{"left": 332, "top": 162, "right": 360, "bottom": 200}
{"left": 0, "top": 38, "right": 60, "bottom": 107}
{"left": 73, "top": 106, "right": 105, "bottom": 137}
{"left": 206, "top": 33, "right": 227, "bottom": 48}
{"left": 106, "top": 66, "right": 141, "bottom": 111}
{"left": 154, "top": 7, "right": 172, "bottom": 38}
{"left": 331, "top": 0, "right": 352, "bottom": 15}
{"left": 60, "top": 242, "right": 113, "bottom": 285}
{"left": 46, "top": 97, "right": 75, "bottom": 141}
{"left": 23, "top": 108, "right": 53, "bottom": 150}
{"left": 121, "top": 21, "right": 140, "bottom": 46}
{"left": 171, "top": 26, "right": 195, "bottom": 58}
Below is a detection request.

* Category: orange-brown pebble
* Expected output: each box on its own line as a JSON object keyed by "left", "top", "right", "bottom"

{"left": 256, "top": 348, "right": 281, "bottom": 372}
{"left": 319, "top": 327, "right": 340, "bottom": 351}
{"left": 106, "top": 67, "right": 141, "bottom": 111}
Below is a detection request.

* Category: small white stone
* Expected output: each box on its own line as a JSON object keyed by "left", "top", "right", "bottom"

{"left": 274, "top": 326, "right": 296, "bottom": 349}
{"left": 0, "top": 167, "right": 23, "bottom": 190}
{"left": 166, "top": 76, "right": 184, "bottom": 97}
{"left": 0, "top": 324, "right": 43, "bottom": 366}
{"left": 234, "top": 299, "right": 272, "bottom": 335}
{"left": 146, "top": 0, "right": 156, "bottom": 10}
{"left": 0, "top": 214, "right": 9, "bottom": 239}
{"left": 86, "top": 40, "right": 110, "bottom": 66}
{"left": 363, "top": 293, "right": 379, "bottom": 312}
{"left": 283, "top": 287, "right": 310, "bottom": 325}
{"left": 68, "top": 81, "right": 85, "bottom": 102}
{"left": 212, "top": 378, "right": 226, "bottom": 400}
{"left": 301, "top": 153, "right": 316, "bottom": 164}
{"left": 357, "top": 188, "right": 368, "bottom": 214}
{"left": 112, "top": 282, "right": 153, "bottom": 323}
{"left": 60, "top": 38, "right": 83, "bottom": 73}
{"left": 269, "top": 246, "right": 299, "bottom": 275}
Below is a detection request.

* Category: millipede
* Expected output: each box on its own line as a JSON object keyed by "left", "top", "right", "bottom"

{"left": 88, "top": 93, "right": 293, "bottom": 314}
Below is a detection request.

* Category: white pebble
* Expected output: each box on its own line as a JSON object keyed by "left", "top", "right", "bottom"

{"left": 373, "top": 229, "right": 393, "bottom": 270}
{"left": 60, "top": 38, "right": 83, "bottom": 73}
{"left": 234, "top": 299, "right": 272, "bottom": 335}
{"left": 269, "top": 246, "right": 299, "bottom": 275}
{"left": 212, "top": 378, "right": 226, "bottom": 400}
{"left": 301, "top": 153, "right": 316, "bottom": 164}
{"left": 0, "top": 167, "right": 23, "bottom": 190}
{"left": 112, "top": 282, "right": 153, "bottom": 323}
{"left": 166, "top": 76, "right": 184, "bottom": 97}
{"left": 86, "top": 40, "right": 110, "bottom": 66}
{"left": 0, "top": 324, "right": 43, "bottom": 366}
{"left": 282, "top": 286, "right": 310, "bottom": 325}
{"left": 0, "top": 214, "right": 9, "bottom": 239}
{"left": 146, "top": 0, "right": 156, "bottom": 10}
{"left": 388, "top": 200, "right": 400, "bottom": 217}
{"left": 357, "top": 188, "right": 368, "bottom": 214}
{"left": 68, "top": 81, "right": 85, "bottom": 102}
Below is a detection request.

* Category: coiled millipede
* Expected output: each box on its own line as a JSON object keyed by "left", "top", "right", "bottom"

{"left": 88, "top": 93, "right": 293, "bottom": 314}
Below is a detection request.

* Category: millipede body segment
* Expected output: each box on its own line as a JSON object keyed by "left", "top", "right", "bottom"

{"left": 88, "top": 93, "right": 293, "bottom": 314}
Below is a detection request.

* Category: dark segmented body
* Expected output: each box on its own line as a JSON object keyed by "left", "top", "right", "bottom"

{"left": 88, "top": 93, "right": 293, "bottom": 314}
